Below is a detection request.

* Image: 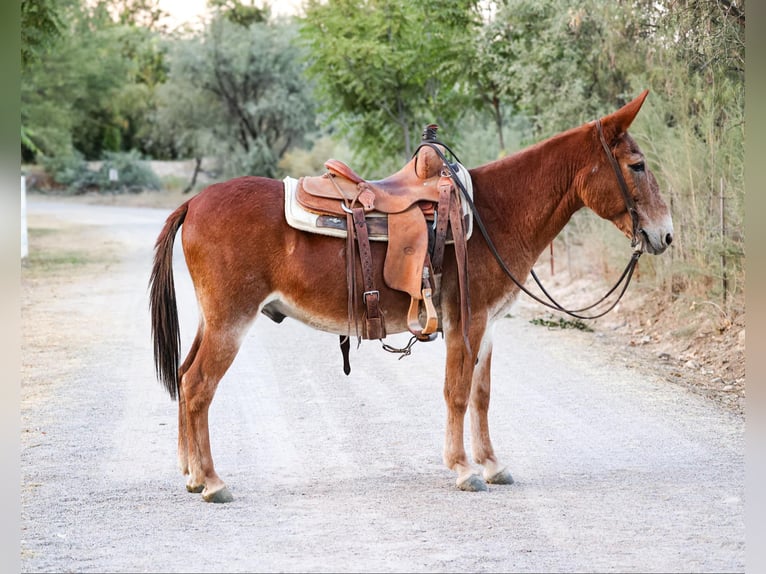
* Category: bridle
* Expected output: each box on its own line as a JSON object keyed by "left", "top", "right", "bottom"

{"left": 595, "top": 118, "right": 642, "bottom": 249}
{"left": 419, "top": 119, "right": 644, "bottom": 321}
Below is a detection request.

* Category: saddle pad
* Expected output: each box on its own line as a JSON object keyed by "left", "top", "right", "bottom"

{"left": 282, "top": 164, "right": 474, "bottom": 241}
{"left": 284, "top": 176, "right": 387, "bottom": 241}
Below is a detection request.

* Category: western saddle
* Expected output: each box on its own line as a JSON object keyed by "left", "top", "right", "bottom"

{"left": 294, "top": 125, "right": 472, "bottom": 364}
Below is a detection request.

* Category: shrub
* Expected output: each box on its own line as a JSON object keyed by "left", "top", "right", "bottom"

{"left": 39, "top": 152, "right": 96, "bottom": 193}
{"left": 38, "top": 150, "right": 161, "bottom": 194}
{"left": 94, "top": 150, "right": 161, "bottom": 193}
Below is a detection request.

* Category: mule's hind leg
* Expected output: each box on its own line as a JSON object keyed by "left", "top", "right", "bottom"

{"left": 176, "top": 322, "right": 203, "bottom": 484}
{"left": 468, "top": 336, "right": 514, "bottom": 485}
{"left": 181, "top": 324, "right": 247, "bottom": 503}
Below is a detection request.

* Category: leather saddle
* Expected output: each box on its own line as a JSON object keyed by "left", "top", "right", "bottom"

{"left": 293, "top": 126, "right": 472, "bottom": 355}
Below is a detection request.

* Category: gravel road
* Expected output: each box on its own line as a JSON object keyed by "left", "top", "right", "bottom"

{"left": 21, "top": 199, "right": 745, "bottom": 573}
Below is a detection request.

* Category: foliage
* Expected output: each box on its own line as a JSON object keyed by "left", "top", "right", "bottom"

{"left": 277, "top": 135, "right": 353, "bottom": 177}
{"left": 21, "top": 0, "right": 62, "bottom": 68}
{"left": 21, "top": 0, "right": 169, "bottom": 161}
{"left": 96, "top": 150, "right": 162, "bottom": 192}
{"left": 208, "top": 0, "right": 269, "bottom": 27}
{"left": 108, "top": 0, "right": 169, "bottom": 30}
{"left": 479, "top": 0, "right": 652, "bottom": 141}
{"left": 633, "top": 0, "right": 745, "bottom": 304}
{"left": 39, "top": 149, "right": 160, "bottom": 193}
{"left": 153, "top": 17, "right": 316, "bottom": 178}
{"left": 39, "top": 151, "right": 93, "bottom": 191}
{"left": 148, "top": 36, "right": 219, "bottom": 161}
{"left": 21, "top": 5, "right": 127, "bottom": 161}
{"left": 529, "top": 317, "right": 593, "bottom": 332}
{"left": 300, "top": 0, "right": 481, "bottom": 173}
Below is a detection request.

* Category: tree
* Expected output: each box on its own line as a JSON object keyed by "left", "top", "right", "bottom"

{"left": 476, "top": 0, "right": 654, "bottom": 141}
{"left": 22, "top": 1, "right": 127, "bottom": 160}
{"left": 153, "top": 17, "right": 316, "bottom": 178}
{"left": 208, "top": 0, "right": 269, "bottom": 27}
{"left": 21, "top": 0, "right": 63, "bottom": 155}
{"left": 21, "top": 0, "right": 62, "bottom": 68}
{"left": 21, "top": 0, "right": 169, "bottom": 161}
{"left": 110, "top": 0, "right": 168, "bottom": 30}
{"left": 633, "top": 0, "right": 745, "bottom": 302}
{"left": 300, "top": 0, "right": 481, "bottom": 173}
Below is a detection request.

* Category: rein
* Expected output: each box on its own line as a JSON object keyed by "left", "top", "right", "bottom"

{"left": 418, "top": 119, "right": 644, "bottom": 321}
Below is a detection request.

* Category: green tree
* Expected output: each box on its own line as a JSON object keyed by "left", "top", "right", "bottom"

{"left": 208, "top": 0, "right": 269, "bottom": 27}
{"left": 21, "top": 0, "right": 169, "bottom": 162}
{"left": 154, "top": 17, "right": 315, "bottom": 178}
{"left": 301, "top": 0, "right": 480, "bottom": 173}
{"left": 110, "top": 0, "right": 168, "bottom": 30}
{"left": 465, "top": 10, "right": 513, "bottom": 155}
{"left": 21, "top": 0, "right": 62, "bottom": 68}
{"left": 480, "top": 0, "right": 653, "bottom": 141}
{"left": 21, "top": 0, "right": 63, "bottom": 155}
{"left": 151, "top": 36, "right": 222, "bottom": 190}
{"left": 22, "top": 1, "right": 127, "bottom": 160}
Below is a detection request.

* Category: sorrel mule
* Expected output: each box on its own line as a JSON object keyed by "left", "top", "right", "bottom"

{"left": 150, "top": 90, "right": 673, "bottom": 502}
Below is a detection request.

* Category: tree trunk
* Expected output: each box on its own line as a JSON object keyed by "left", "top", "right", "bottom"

{"left": 183, "top": 157, "right": 203, "bottom": 194}
{"left": 493, "top": 96, "right": 505, "bottom": 154}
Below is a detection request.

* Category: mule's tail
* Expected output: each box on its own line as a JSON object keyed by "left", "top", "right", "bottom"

{"left": 149, "top": 202, "right": 188, "bottom": 401}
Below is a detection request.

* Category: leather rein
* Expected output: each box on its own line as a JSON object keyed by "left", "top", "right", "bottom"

{"left": 420, "top": 118, "right": 644, "bottom": 321}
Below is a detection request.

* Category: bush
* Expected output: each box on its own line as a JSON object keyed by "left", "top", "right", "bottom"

{"left": 39, "top": 152, "right": 95, "bottom": 192}
{"left": 38, "top": 150, "right": 160, "bottom": 194}
{"left": 94, "top": 150, "right": 161, "bottom": 193}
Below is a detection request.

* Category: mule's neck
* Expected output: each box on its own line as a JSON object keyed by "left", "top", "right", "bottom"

{"left": 468, "top": 126, "right": 588, "bottom": 265}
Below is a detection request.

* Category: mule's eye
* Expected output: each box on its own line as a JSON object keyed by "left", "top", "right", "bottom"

{"left": 629, "top": 161, "right": 645, "bottom": 172}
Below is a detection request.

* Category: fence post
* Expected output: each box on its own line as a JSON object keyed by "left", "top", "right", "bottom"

{"left": 21, "top": 175, "right": 28, "bottom": 259}
{"left": 720, "top": 177, "right": 727, "bottom": 305}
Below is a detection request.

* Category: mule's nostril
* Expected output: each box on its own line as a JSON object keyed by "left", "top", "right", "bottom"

{"left": 665, "top": 233, "right": 673, "bottom": 246}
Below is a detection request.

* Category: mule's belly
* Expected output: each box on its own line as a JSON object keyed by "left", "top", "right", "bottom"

{"left": 260, "top": 294, "right": 349, "bottom": 334}
{"left": 260, "top": 292, "right": 412, "bottom": 337}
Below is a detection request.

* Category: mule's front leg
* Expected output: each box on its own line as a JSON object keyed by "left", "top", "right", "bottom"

{"left": 443, "top": 328, "right": 487, "bottom": 492}
{"left": 469, "top": 335, "right": 514, "bottom": 485}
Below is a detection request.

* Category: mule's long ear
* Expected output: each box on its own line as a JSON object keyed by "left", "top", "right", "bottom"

{"left": 601, "top": 89, "right": 649, "bottom": 142}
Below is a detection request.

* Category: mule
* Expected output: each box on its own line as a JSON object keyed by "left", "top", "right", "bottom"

{"left": 150, "top": 90, "right": 673, "bottom": 502}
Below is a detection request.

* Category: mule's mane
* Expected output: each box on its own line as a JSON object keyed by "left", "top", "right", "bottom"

{"left": 473, "top": 120, "right": 591, "bottom": 184}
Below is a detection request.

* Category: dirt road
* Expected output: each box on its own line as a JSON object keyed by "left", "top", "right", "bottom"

{"left": 21, "top": 199, "right": 744, "bottom": 573}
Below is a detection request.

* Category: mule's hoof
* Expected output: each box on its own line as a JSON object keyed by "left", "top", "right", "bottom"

{"left": 203, "top": 486, "right": 234, "bottom": 503}
{"left": 186, "top": 483, "right": 204, "bottom": 493}
{"left": 458, "top": 474, "right": 488, "bottom": 492}
{"left": 486, "top": 468, "right": 514, "bottom": 485}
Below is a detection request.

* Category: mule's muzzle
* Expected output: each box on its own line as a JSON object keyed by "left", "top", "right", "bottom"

{"left": 640, "top": 227, "right": 673, "bottom": 255}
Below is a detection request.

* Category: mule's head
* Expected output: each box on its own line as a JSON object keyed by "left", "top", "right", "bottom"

{"left": 576, "top": 90, "right": 674, "bottom": 255}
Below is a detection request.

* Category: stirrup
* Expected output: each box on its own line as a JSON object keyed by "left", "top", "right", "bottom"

{"left": 406, "top": 288, "right": 438, "bottom": 341}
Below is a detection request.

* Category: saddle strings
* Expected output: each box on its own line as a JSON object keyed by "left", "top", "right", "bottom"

{"left": 381, "top": 335, "right": 419, "bottom": 359}
{"left": 418, "top": 139, "right": 643, "bottom": 321}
